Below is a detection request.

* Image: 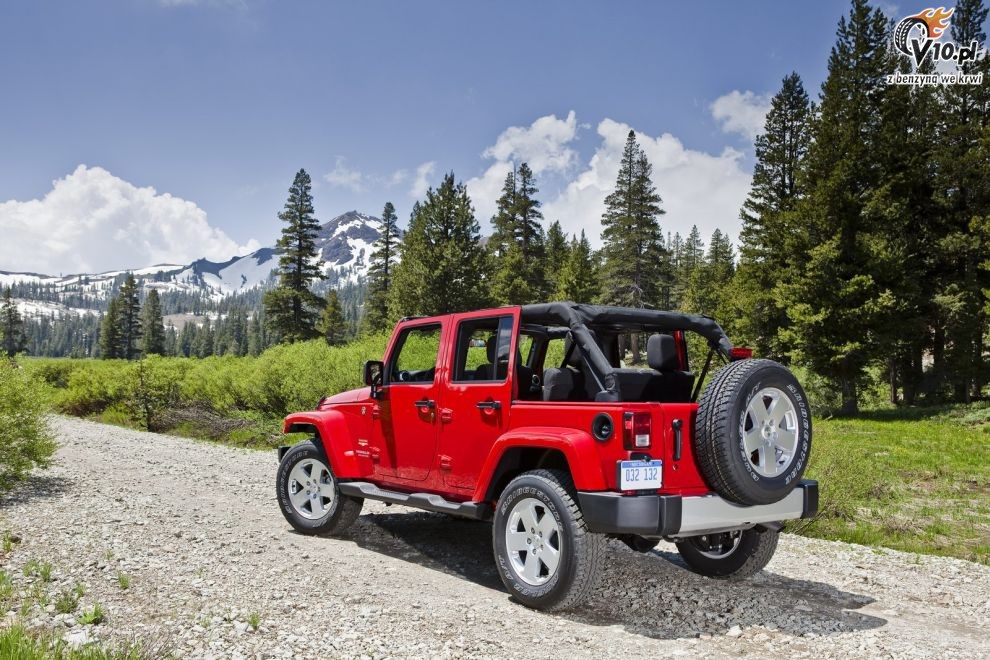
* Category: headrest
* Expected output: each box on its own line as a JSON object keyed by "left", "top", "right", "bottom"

{"left": 647, "top": 333, "right": 679, "bottom": 372}
{"left": 486, "top": 336, "right": 497, "bottom": 363}
{"left": 563, "top": 335, "right": 582, "bottom": 369}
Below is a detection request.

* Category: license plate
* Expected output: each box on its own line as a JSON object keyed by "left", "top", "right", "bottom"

{"left": 619, "top": 460, "right": 663, "bottom": 490}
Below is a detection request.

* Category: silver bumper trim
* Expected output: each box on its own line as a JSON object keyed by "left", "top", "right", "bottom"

{"left": 676, "top": 487, "right": 806, "bottom": 536}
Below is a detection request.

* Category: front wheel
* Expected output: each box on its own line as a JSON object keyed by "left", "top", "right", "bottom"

{"left": 492, "top": 470, "right": 604, "bottom": 611}
{"left": 675, "top": 527, "right": 779, "bottom": 580}
{"left": 276, "top": 440, "right": 363, "bottom": 535}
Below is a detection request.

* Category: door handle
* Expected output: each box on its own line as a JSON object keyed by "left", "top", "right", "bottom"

{"left": 476, "top": 400, "right": 502, "bottom": 411}
{"left": 414, "top": 399, "right": 436, "bottom": 410}
{"left": 672, "top": 419, "right": 683, "bottom": 461}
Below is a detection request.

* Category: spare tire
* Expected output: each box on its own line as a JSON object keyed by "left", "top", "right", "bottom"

{"left": 694, "top": 359, "right": 811, "bottom": 505}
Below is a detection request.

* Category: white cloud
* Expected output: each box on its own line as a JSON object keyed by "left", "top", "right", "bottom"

{"left": 711, "top": 90, "right": 772, "bottom": 142}
{"left": 0, "top": 165, "right": 259, "bottom": 275}
{"left": 323, "top": 157, "right": 365, "bottom": 192}
{"left": 387, "top": 169, "right": 409, "bottom": 186}
{"left": 409, "top": 161, "right": 437, "bottom": 198}
{"left": 543, "top": 118, "right": 751, "bottom": 248}
{"left": 466, "top": 111, "right": 580, "bottom": 223}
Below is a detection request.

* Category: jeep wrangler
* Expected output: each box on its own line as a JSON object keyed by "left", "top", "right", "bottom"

{"left": 275, "top": 302, "right": 816, "bottom": 610}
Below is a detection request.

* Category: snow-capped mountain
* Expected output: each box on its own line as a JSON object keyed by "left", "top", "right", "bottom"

{"left": 0, "top": 211, "right": 384, "bottom": 317}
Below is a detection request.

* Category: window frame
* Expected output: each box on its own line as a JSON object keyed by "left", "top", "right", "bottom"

{"left": 451, "top": 315, "right": 514, "bottom": 384}
{"left": 385, "top": 322, "right": 443, "bottom": 385}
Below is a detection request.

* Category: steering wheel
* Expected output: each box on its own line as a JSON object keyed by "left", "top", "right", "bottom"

{"left": 529, "top": 373, "right": 542, "bottom": 393}
{"left": 397, "top": 370, "right": 411, "bottom": 382}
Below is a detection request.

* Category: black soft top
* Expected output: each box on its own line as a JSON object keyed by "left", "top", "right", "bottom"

{"left": 521, "top": 302, "right": 732, "bottom": 353}
{"left": 520, "top": 302, "right": 733, "bottom": 401}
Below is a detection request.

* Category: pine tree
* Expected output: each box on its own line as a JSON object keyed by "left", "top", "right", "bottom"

{"left": 99, "top": 297, "right": 122, "bottom": 359}
{"left": 263, "top": 169, "right": 326, "bottom": 342}
{"left": 682, "top": 229, "right": 736, "bottom": 319}
{"left": 931, "top": 0, "right": 990, "bottom": 401}
{"left": 248, "top": 311, "right": 266, "bottom": 356}
{"left": 781, "top": 0, "right": 895, "bottom": 414}
{"left": 544, "top": 220, "right": 570, "bottom": 297}
{"left": 389, "top": 173, "right": 491, "bottom": 317}
{"left": 599, "top": 131, "right": 666, "bottom": 308}
{"left": 0, "top": 288, "right": 25, "bottom": 358}
{"left": 556, "top": 231, "right": 599, "bottom": 303}
{"left": 490, "top": 163, "right": 546, "bottom": 305}
{"left": 140, "top": 289, "right": 166, "bottom": 356}
{"left": 731, "top": 72, "right": 812, "bottom": 360}
{"left": 318, "top": 290, "right": 348, "bottom": 346}
{"left": 363, "top": 202, "right": 400, "bottom": 333}
{"left": 118, "top": 274, "right": 142, "bottom": 359}
{"left": 195, "top": 318, "right": 214, "bottom": 358}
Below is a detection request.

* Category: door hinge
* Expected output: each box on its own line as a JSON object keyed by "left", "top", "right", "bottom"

{"left": 440, "top": 408, "right": 453, "bottom": 423}
{"left": 439, "top": 455, "right": 452, "bottom": 470}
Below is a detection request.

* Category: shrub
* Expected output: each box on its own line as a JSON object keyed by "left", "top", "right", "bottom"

{"left": 0, "top": 363, "right": 55, "bottom": 493}
{"left": 125, "top": 357, "right": 192, "bottom": 431}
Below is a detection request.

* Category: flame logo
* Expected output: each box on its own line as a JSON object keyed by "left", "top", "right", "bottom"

{"left": 907, "top": 6, "right": 955, "bottom": 39}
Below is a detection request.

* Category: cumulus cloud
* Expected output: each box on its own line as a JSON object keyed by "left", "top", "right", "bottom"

{"left": 323, "top": 157, "right": 365, "bottom": 192}
{"left": 543, "top": 118, "right": 751, "bottom": 247}
{"left": 409, "top": 161, "right": 437, "bottom": 198}
{"left": 466, "top": 111, "right": 579, "bottom": 222}
{"left": 0, "top": 165, "right": 259, "bottom": 275}
{"left": 711, "top": 90, "right": 772, "bottom": 142}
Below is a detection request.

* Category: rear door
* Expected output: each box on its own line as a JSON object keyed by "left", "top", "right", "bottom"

{"left": 374, "top": 321, "right": 446, "bottom": 482}
{"left": 438, "top": 310, "right": 518, "bottom": 491}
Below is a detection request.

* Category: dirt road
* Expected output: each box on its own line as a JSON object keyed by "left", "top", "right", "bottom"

{"left": 2, "top": 416, "right": 988, "bottom": 658}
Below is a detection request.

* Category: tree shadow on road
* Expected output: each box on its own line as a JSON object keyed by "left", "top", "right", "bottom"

{"left": 348, "top": 509, "right": 887, "bottom": 642}
{"left": 0, "top": 474, "right": 73, "bottom": 507}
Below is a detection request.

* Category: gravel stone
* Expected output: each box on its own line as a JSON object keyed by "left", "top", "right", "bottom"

{"left": 2, "top": 416, "right": 989, "bottom": 659}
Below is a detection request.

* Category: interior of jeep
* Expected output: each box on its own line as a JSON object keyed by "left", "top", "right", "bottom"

{"left": 516, "top": 324, "right": 696, "bottom": 404}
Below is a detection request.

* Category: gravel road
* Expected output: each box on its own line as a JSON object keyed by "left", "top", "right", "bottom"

{"left": 2, "top": 416, "right": 989, "bottom": 659}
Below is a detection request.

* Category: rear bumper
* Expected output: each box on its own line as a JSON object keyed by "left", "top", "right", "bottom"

{"left": 577, "top": 479, "right": 818, "bottom": 538}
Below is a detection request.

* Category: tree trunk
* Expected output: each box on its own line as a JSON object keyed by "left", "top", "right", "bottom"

{"left": 888, "top": 358, "right": 898, "bottom": 406}
{"left": 839, "top": 376, "right": 859, "bottom": 415}
{"left": 630, "top": 333, "right": 641, "bottom": 365}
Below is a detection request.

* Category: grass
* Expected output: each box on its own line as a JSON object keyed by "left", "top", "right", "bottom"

{"left": 247, "top": 611, "right": 261, "bottom": 631}
{"left": 0, "top": 624, "right": 156, "bottom": 659}
{"left": 795, "top": 405, "right": 990, "bottom": 565}
{"left": 54, "top": 588, "right": 80, "bottom": 614}
{"left": 78, "top": 603, "right": 106, "bottom": 625}
{"left": 116, "top": 573, "right": 130, "bottom": 590}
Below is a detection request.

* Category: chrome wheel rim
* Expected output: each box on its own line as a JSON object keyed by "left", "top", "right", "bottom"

{"left": 287, "top": 458, "right": 335, "bottom": 520}
{"left": 741, "top": 387, "right": 799, "bottom": 477}
{"left": 690, "top": 531, "right": 742, "bottom": 559}
{"left": 504, "top": 498, "right": 562, "bottom": 586}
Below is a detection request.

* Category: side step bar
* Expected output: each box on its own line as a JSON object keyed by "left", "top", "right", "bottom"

{"left": 338, "top": 481, "right": 492, "bottom": 520}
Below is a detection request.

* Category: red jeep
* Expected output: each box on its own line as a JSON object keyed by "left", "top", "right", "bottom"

{"left": 276, "top": 302, "right": 816, "bottom": 610}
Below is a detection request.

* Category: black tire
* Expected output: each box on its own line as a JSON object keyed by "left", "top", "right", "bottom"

{"left": 492, "top": 469, "right": 603, "bottom": 611}
{"left": 694, "top": 359, "right": 812, "bottom": 505}
{"left": 276, "top": 440, "right": 363, "bottom": 536}
{"left": 894, "top": 17, "right": 928, "bottom": 55}
{"left": 675, "top": 527, "right": 779, "bottom": 580}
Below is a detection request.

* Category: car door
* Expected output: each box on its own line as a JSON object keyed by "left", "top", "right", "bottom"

{"left": 438, "top": 311, "right": 517, "bottom": 491}
{"left": 374, "top": 321, "right": 446, "bottom": 482}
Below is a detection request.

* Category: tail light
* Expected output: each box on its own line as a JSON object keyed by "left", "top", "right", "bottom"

{"left": 729, "top": 347, "right": 753, "bottom": 360}
{"left": 623, "top": 412, "right": 651, "bottom": 449}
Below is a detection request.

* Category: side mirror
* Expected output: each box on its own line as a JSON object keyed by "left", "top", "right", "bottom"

{"left": 363, "top": 360, "right": 384, "bottom": 397}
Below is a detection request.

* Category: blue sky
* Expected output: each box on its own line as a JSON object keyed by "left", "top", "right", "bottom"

{"left": 0, "top": 1, "right": 954, "bottom": 273}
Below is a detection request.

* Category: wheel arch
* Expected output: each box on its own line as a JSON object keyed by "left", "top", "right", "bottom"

{"left": 281, "top": 411, "right": 361, "bottom": 477}
{"left": 474, "top": 426, "right": 608, "bottom": 502}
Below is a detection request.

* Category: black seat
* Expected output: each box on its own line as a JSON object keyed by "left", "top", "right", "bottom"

{"left": 643, "top": 333, "right": 694, "bottom": 402}
{"left": 542, "top": 367, "right": 586, "bottom": 401}
{"left": 472, "top": 337, "right": 498, "bottom": 380}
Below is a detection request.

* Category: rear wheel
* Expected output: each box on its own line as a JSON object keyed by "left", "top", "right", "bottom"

{"left": 492, "top": 469, "right": 603, "bottom": 611}
{"left": 276, "top": 440, "right": 362, "bottom": 535}
{"left": 675, "top": 527, "right": 779, "bottom": 579}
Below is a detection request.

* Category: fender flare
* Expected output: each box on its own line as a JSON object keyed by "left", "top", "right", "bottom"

{"left": 472, "top": 426, "right": 608, "bottom": 501}
{"left": 282, "top": 410, "right": 361, "bottom": 477}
